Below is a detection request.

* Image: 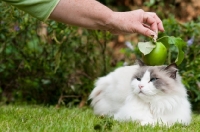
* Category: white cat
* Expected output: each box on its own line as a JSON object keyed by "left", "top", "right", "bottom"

{"left": 89, "top": 60, "right": 191, "bottom": 126}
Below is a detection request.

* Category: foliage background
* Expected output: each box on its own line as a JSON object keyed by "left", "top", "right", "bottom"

{"left": 0, "top": 0, "right": 200, "bottom": 111}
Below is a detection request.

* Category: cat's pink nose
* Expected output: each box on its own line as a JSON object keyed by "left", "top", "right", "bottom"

{"left": 138, "top": 84, "right": 144, "bottom": 89}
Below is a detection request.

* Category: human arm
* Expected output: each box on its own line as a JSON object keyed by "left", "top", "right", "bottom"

{"left": 50, "top": 0, "right": 164, "bottom": 37}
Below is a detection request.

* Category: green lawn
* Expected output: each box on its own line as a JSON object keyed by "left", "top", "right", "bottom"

{"left": 0, "top": 105, "right": 199, "bottom": 132}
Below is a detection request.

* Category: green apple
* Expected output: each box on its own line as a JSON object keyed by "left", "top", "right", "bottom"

{"left": 143, "top": 42, "right": 167, "bottom": 66}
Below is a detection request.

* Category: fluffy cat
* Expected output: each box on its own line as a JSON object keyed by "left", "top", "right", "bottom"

{"left": 89, "top": 60, "right": 191, "bottom": 126}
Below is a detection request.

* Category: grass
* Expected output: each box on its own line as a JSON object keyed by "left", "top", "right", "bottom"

{"left": 0, "top": 105, "right": 200, "bottom": 132}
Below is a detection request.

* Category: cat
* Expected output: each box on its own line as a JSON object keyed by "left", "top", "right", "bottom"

{"left": 89, "top": 60, "right": 191, "bottom": 126}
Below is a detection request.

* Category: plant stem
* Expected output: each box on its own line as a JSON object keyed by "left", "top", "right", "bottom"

{"left": 157, "top": 36, "right": 170, "bottom": 41}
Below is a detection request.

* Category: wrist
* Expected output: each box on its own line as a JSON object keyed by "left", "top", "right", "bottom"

{"left": 96, "top": 10, "right": 114, "bottom": 31}
{"left": 103, "top": 12, "right": 124, "bottom": 34}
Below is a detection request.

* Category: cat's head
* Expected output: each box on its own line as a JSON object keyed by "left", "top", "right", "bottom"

{"left": 131, "top": 60, "right": 185, "bottom": 101}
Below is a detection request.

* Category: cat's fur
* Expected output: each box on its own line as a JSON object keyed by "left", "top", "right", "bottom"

{"left": 89, "top": 61, "right": 191, "bottom": 126}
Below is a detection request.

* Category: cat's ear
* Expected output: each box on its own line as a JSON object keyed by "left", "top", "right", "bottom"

{"left": 164, "top": 63, "right": 178, "bottom": 79}
{"left": 136, "top": 59, "right": 146, "bottom": 67}
{"left": 165, "top": 63, "right": 178, "bottom": 69}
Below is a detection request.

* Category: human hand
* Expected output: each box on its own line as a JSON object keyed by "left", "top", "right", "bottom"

{"left": 108, "top": 9, "right": 164, "bottom": 37}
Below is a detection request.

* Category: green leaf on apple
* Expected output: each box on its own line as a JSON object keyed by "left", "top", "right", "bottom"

{"left": 138, "top": 41, "right": 156, "bottom": 55}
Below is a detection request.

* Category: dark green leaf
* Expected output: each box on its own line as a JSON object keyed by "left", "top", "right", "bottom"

{"left": 168, "top": 37, "right": 186, "bottom": 65}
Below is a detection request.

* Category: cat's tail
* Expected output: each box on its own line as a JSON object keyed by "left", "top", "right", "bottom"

{"left": 89, "top": 76, "right": 114, "bottom": 115}
{"left": 89, "top": 77, "right": 108, "bottom": 105}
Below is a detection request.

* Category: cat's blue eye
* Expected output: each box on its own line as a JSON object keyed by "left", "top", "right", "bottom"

{"left": 136, "top": 78, "right": 141, "bottom": 81}
{"left": 150, "top": 78, "right": 158, "bottom": 82}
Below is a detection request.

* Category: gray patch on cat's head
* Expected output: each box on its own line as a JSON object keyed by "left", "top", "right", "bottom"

{"left": 132, "top": 66, "right": 149, "bottom": 79}
{"left": 132, "top": 63, "right": 179, "bottom": 93}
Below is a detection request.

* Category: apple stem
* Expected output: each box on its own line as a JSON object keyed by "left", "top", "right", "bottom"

{"left": 153, "top": 30, "right": 158, "bottom": 42}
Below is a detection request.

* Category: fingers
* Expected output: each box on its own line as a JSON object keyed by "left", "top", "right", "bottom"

{"left": 108, "top": 10, "right": 164, "bottom": 37}
{"left": 135, "top": 25, "right": 157, "bottom": 38}
{"left": 148, "top": 12, "right": 164, "bottom": 32}
{"left": 143, "top": 12, "right": 164, "bottom": 33}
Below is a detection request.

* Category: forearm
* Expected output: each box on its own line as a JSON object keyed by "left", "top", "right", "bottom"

{"left": 49, "top": 0, "right": 113, "bottom": 30}
{"left": 49, "top": 0, "right": 164, "bottom": 36}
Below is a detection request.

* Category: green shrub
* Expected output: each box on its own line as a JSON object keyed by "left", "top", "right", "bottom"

{"left": 0, "top": 2, "right": 113, "bottom": 105}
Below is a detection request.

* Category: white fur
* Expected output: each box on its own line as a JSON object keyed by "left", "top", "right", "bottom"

{"left": 89, "top": 65, "right": 192, "bottom": 126}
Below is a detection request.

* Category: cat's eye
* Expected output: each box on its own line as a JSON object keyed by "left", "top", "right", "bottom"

{"left": 136, "top": 78, "right": 141, "bottom": 81}
{"left": 150, "top": 78, "right": 158, "bottom": 82}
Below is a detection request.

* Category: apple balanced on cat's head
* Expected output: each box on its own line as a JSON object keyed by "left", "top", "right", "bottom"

{"left": 138, "top": 35, "right": 186, "bottom": 66}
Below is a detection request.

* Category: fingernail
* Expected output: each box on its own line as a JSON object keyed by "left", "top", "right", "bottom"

{"left": 150, "top": 31, "right": 156, "bottom": 37}
{"left": 150, "top": 31, "right": 157, "bottom": 42}
{"left": 154, "top": 30, "right": 158, "bottom": 34}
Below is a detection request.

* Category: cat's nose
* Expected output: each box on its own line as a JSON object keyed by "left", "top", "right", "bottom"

{"left": 138, "top": 84, "right": 144, "bottom": 89}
